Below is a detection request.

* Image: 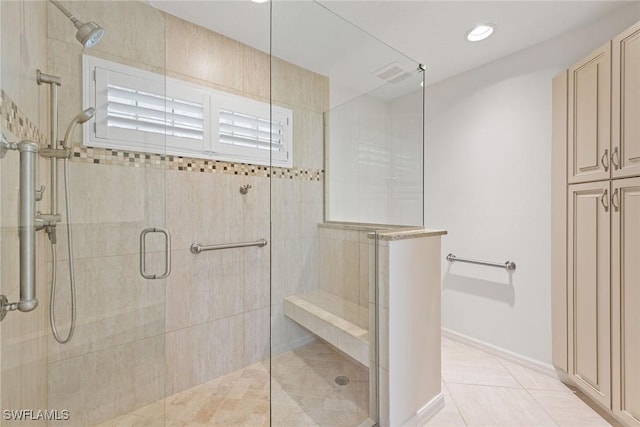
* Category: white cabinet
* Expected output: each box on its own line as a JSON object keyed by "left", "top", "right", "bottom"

{"left": 553, "top": 21, "right": 640, "bottom": 426}
{"left": 611, "top": 177, "right": 640, "bottom": 426}
{"left": 567, "top": 181, "right": 611, "bottom": 408}
{"left": 568, "top": 43, "right": 611, "bottom": 184}
{"left": 612, "top": 22, "right": 640, "bottom": 179}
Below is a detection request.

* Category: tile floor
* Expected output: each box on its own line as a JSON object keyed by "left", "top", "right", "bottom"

{"left": 96, "top": 340, "right": 368, "bottom": 427}
{"left": 426, "top": 336, "right": 618, "bottom": 427}
{"left": 97, "top": 336, "right": 616, "bottom": 427}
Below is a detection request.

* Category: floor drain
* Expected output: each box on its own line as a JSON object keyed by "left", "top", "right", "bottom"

{"left": 335, "top": 375, "right": 350, "bottom": 386}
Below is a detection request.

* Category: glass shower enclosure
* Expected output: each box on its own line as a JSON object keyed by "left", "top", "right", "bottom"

{"left": 0, "top": 1, "right": 424, "bottom": 425}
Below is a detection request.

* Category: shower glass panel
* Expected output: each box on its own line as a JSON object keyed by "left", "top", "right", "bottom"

{"left": 270, "top": 1, "right": 424, "bottom": 425}
{"left": 3, "top": 0, "right": 275, "bottom": 424}
{"left": 2, "top": 1, "right": 169, "bottom": 425}
{"left": 47, "top": 2, "right": 168, "bottom": 426}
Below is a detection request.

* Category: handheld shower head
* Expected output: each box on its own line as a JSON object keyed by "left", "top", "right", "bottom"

{"left": 62, "top": 108, "right": 96, "bottom": 148}
{"left": 49, "top": 1, "right": 105, "bottom": 49}
{"left": 75, "top": 107, "right": 96, "bottom": 125}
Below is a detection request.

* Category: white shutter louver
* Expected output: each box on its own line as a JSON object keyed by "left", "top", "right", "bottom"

{"left": 219, "top": 109, "right": 285, "bottom": 152}
{"left": 107, "top": 84, "right": 204, "bottom": 141}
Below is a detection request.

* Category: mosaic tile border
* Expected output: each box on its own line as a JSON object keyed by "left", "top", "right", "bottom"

{"left": 70, "top": 146, "right": 324, "bottom": 181}
{"left": 1, "top": 90, "right": 322, "bottom": 181}
{"left": 0, "top": 90, "right": 47, "bottom": 146}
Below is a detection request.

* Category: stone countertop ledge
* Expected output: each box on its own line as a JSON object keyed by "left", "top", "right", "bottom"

{"left": 369, "top": 227, "right": 448, "bottom": 241}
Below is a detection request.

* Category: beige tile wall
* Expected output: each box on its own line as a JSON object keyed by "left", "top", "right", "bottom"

{"left": 39, "top": 1, "right": 328, "bottom": 425}
{"left": 318, "top": 227, "right": 371, "bottom": 308}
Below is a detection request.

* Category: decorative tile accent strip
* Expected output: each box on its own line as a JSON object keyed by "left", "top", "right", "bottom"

{"left": 1, "top": 90, "right": 322, "bottom": 181}
{"left": 70, "top": 146, "right": 323, "bottom": 181}
{"left": 0, "top": 90, "right": 48, "bottom": 146}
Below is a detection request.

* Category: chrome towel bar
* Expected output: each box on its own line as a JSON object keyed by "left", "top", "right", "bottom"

{"left": 446, "top": 253, "right": 516, "bottom": 271}
{"left": 190, "top": 238, "right": 268, "bottom": 254}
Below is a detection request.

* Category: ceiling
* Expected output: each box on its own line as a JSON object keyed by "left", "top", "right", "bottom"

{"left": 319, "top": 1, "right": 636, "bottom": 84}
{"left": 152, "top": 0, "right": 636, "bottom": 105}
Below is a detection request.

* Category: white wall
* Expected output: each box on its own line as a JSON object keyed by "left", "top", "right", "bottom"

{"left": 425, "top": 3, "right": 640, "bottom": 364}
{"left": 327, "top": 83, "right": 423, "bottom": 226}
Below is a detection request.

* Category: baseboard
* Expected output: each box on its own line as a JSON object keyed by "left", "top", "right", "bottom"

{"left": 442, "top": 328, "right": 561, "bottom": 380}
{"left": 401, "top": 393, "right": 444, "bottom": 427}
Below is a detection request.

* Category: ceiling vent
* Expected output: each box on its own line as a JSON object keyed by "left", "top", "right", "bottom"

{"left": 374, "top": 62, "right": 410, "bottom": 83}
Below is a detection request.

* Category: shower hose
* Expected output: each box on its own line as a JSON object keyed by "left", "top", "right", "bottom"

{"left": 49, "top": 157, "right": 76, "bottom": 344}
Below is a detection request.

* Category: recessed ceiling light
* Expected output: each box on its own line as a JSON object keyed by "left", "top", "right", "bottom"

{"left": 251, "top": 0, "right": 269, "bottom": 3}
{"left": 466, "top": 24, "right": 495, "bottom": 42}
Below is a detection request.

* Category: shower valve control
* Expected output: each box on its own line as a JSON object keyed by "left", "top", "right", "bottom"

{"left": 35, "top": 213, "right": 60, "bottom": 231}
{"left": 35, "top": 185, "right": 45, "bottom": 202}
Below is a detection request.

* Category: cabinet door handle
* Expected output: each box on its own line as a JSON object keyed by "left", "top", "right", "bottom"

{"left": 611, "top": 147, "right": 620, "bottom": 170}
{"left": 601, "top": 189, "right": 609, "bottom": 212}
{"left": 612, "top": 188, "right": 620, "bottom": 212}
{"left": 601, "top": 149, "right": 609, "bottom": 172}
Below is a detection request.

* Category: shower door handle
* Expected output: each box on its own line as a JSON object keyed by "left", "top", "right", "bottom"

{"left": 139, "top": 228, "right": 171, "bottom": 279}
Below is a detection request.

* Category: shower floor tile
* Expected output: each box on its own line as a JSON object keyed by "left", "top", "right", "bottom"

{"left": 95, "top": 340, "right": 369, "bottom": 427}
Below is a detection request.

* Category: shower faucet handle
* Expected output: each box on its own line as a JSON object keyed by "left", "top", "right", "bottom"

{"left": 35, "top": 185, "right": 45, "bottom": 202}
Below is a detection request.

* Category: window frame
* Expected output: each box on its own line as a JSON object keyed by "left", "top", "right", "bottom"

{"left": 83, "top": 55, "right": 293, "bottom": 167}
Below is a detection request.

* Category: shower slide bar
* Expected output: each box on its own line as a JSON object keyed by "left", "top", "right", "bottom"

{"left": 446, "top": 253, "right": 516, "bottom": 271}
{"left": 190, "top": 239, "right": 268, "bottom": 254}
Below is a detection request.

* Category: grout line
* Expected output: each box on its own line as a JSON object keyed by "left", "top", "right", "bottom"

{"left": 443, "top": 338, "right": 561, "bottom": 427}
{"left": 441, "top": 378, "right": 469, "bottom": 427}
{"left": 443, "top": 380, "right": 526, "bottom": 390}
{"left": 491, "top": 356, "right": 563, "bottom": 427}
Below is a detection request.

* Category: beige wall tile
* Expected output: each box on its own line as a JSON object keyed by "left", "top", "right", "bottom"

{"left": 52, "top": 163, "right": 165, "bottom": 261}
{"left": 293, "top": 108, "right": 324, "bottom": 170}
{"left": 166, "top": 247, "right": 244, "bottom": 332}
{"left": 48, "top": 253, "right": 165, "bottom": 363}
{"left": 243, "top": 244, "right": 270, "bottom": 311}
{"left": 167, "top": 170, "right": 244, "bottom": 251}
{"left": 48, "top": 335, "right": 164, "bottom": 426}
{"left": 1, "top": 287, "right": 49, "bottom": 425}
{"left": 165, "top": 314, "right": 244, "bottom": 395}
{"left": 1, "top": 0, "right": 48, "bottom": 136}
{"left": 243, "top": 46, "right": 270, "bottom": 100}
{"left": 165, "top": 14, "right": 243, "bottom": 92}
{"left": 46, "top": 38, "right": 82, "bottom": 145}
{"left": 244, "top": 307, "right": 270, "bottom": 366}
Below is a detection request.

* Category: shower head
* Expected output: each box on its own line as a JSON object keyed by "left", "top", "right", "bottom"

{"left": 74, "top": 107, "right": 96, "bottom": 125}
{"left": 74, "top": 21, "right": 105, "bottom": 49}
{"left": 49, "top": 0, "right": 105, "bottom": 49}
{"left": 62, "top": 108, "right": 96, "bottom": 148}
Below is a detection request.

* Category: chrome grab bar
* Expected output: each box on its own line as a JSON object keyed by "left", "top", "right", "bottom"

{"left": 1, "top": 140, "right": 41, "bottom": 321}
{"left": 446, "top": 253, "right": 516, "bottom": 271}
{"left": 190, "top": 238, "right": 268, "bottom": 254}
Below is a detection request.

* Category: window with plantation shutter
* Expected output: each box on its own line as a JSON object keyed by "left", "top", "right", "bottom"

{"left": 83, "top": 55, "right": 292, "bottom": 167}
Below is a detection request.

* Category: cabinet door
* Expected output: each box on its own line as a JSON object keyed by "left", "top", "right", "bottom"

{"left": 568, "top": 181, "right": 611, "bottom": 408}
{"left": 612, "top": 177, "right": 640, "bottom": 426}
{"left": 568, "top": 43, "right": 611, "bottom": 184}
{"left": 613, "top": 22, "right": 640, "bottom": 179}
